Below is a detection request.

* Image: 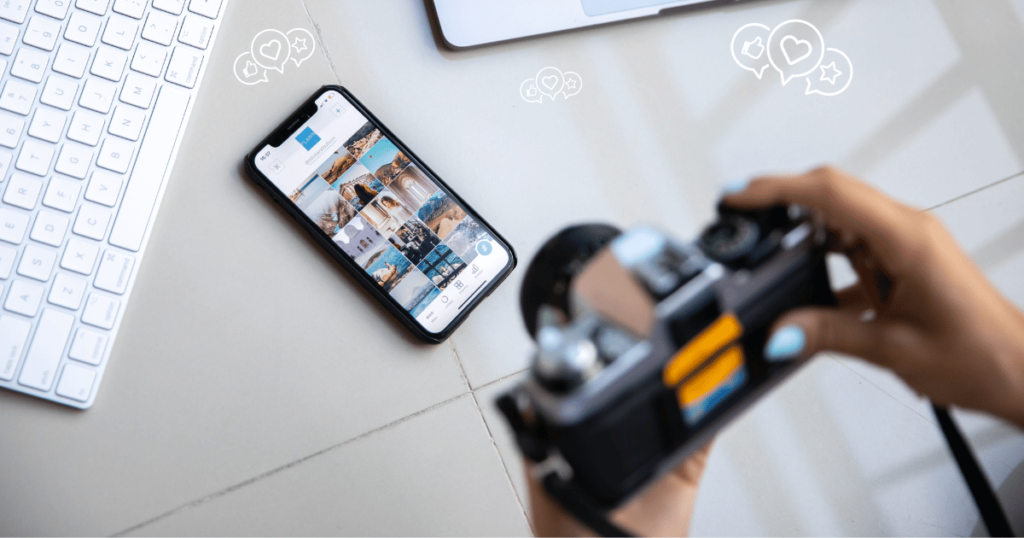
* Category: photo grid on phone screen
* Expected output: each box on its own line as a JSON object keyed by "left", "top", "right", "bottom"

{"left": 295, "top": 122, "right": 495, "bottom": 318}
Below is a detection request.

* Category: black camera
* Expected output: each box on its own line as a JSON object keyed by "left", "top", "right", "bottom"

{"left": 498, "top": 203, "right": 836, "bottom": 522}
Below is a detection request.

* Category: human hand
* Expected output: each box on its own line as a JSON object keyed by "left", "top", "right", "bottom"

{"left": 527, "top": 443, "right": 712, "bottom": 537}
{"left": 724, "top": 167, "right": 1024, "bottom": 427}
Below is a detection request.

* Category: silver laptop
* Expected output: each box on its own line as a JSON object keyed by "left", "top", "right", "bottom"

{"left": 432, "top": 0, "right": 741, "bottom": 49}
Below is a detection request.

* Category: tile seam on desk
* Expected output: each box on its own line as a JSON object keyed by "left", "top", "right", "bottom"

{"left": 473, "top": 368, "right": 530, "bottom": 392}
{"left": 449, "top": 338, "right": 471, "bottom": 392}
{"left": 825, "top": 353, "right": 937, "bottom": 426}
{"left": 300, "top": 0, "right": 342, "bottom": 85}
{"left": 470, "top": 389, "right": 535, "bottom": 533}
{"left": 111, "top": 392, "right": 473, "bottom": 537}
{"left": 926, "top": 170, "right": 1024, "bottom": 212}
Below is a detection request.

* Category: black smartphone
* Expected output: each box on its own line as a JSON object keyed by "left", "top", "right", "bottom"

{"left": 244, "top": 86, "right": 516, "bottom": 343}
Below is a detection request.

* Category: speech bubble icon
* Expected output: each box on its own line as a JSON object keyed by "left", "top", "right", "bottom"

{"left": 287, "top": 27, "right": 316, "bottom": 68}
{"left": 767, "top": 19, "right": 824, "bottom": 86}
{"left": 534, "top": 67, "right": 564, "bottom": 101}
{"left": 562, "top": 71, "right": 583, "bottom": 99}
{"left": 520, "top": 78, "right": 542, "bottom": 104}
{"left": 250, "top": 29, "right": 291, "bottom": 74}
{"left": 805, "top": 47, "right": 853, "bottom": 97}
{"left": 730, "top": 23, "right": 771, "bottom": 79}
{"left": 234, "top": 52, "right": 269, "bottom": 85}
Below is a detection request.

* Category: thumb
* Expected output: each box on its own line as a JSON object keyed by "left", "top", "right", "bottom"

{"left": 764, "top": 307, "right": 888, "bottom": 363}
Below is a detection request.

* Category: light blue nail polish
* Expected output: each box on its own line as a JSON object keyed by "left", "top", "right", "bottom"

{"left": 765, "top": 325, "right": 805, "bottom": 361}
{"left": 722, "top": 179, "right": 750, "bottom": 195}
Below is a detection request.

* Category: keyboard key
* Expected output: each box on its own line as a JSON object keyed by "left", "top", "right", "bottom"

{"left": 0, "top": 243, "right": 15, "bottom": 277}
{"left": 91, "top": 46, "right": 127, "bottom": 81}
{"left": 0, "top": 113, "right": 25, "bottom": 147}
{"left": 40, "top": 75, "right": 79, "bottom": 110}
{"left": 165, "top": 46, "right": 203, "bottom": 88}
{"left": 101, "top": 14, "right": 137, "bottom": 50}
{"left": 0, "top": 314, "right": 30, "bottom": 381}
{"left": 119, "top": 72, "right": 155, "bottom": 108}
{"left": 73, "top": 203, "right": 110, "bottom": 239}
{"left": 188, "top": 0, "right": 221, "bottom": 19}
{"left": 15, "top": 140, "right": 54, "bottom": 176}
{"left": 96, "top": 136, "right": 133, "bottom": 172}
{"left": 4, "top": 173, "right": 41, "bottom": 208}
{"left": 0, "top": 79, "right": 36, "bottom": 115}
{"left": 36, "top": 0, "right": 72, "bottom": 19}
{"left": 82, "top": 292, "right": 118, "bottom": 329}
{"left": 55, "top": 142, "right": 93, "bottom": 178}
{"left": 56, "top": 363, "right": 95, "bottom": 401}
{"left": 94, "top": 249, "right": 133, "bottom": 293}
{"left": 85, "top": 170, "right": 121, "bottom": 206}
{"left": 30, "top": 210, "right": 69, "bottom": 246}
{"left": 5, "top": 279, "right": 44, "bottom": 316}
{"left": 0, "top": 0, "right": 30, "bottom": 24}
{"left": 61, "top": 237, "right": 99, "bottom": 274}
{"left": 131, "top": 40, "right": 165, "bottom": 77}
{"left": 113, "top": 0, "right": 145, "bottom": 19}
{"left": 142, "top": 11, "right": 176, "bottom": 46}
{"left": 68, "top": 109, "right": 104, "bottom": 145}
{"left": 80, "top": 77, "right": 116, "bottom": 113}
{"left": 178, "top": 14, "right": 212, "bottom": 50}
{"left": 0, "top": 149, "right": 11, "bottom": 177}
{"left": 17, "top": 243, "right": 57, "bottom": 281}
{"left": 11, "top": 46, "right": 48, "bottom": 82}
{"left": 49, "top": 272, "right": 87, "bottom": 309}
{"left": 18, "top": 308, "right": 73, "bottom": 390}
{"left": 28, "top": 107, "right": 68, "bottom": 143}
{"left": 108, "top": 105, "right": 145, "bottom": 140}
{"left": 110, "top": 86, "right": 188, "bottom": 251}
{"left": 76, "top": 0, "right": 110, "bottom": 16}
{"left": 42, "top": 175, "right": 81, "bottom": 212}
{"left": 153, "top": 0, "right": 184, "bottom": 15}
{"left": 53, "top": 42, "right": 90, "bottom": 78}
{"left": 65, "top": 11, "right": 102, "bottom": 46}
{"left": 23, "top": 16, "right": 60, "bottom": 51}
{"left": 0, "top": 207, "right": 29, "bottom": 244}
{"left": 0, "top": 21, "right": 19, "bottom": 55}
{"left": 69, "top": 327, "right": 107, "bottom": 365}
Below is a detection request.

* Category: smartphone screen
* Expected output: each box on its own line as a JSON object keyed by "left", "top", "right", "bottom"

{"left": 251, "top": 88, "right": 513, "bottom": 337}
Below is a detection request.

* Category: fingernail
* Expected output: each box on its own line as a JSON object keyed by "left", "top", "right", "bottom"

{"left": 722, "top": 179, "right": 750, "bottom": 195}
{"left": 765, "top": 325, "right": 805, "bottom": 361}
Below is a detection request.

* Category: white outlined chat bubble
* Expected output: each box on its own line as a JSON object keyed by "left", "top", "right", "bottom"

{"left": 805, "top": 48, "right": 853, "bottom": 97}
{"left": 250, "top": 29, "right": 291, "bottom": 74}
{"left": 562, "top": 71, "right": 583, "bottom": 99}
{"left": 767, "top": 20, "right": 824, "bottom": 86}
{"left": 535, "top": 67, "right": 564, "bottom": 101}
{"left": 731, "top": 23, "right": 771, "bottom": 79}
{"left": 287, "top": 28, "right": 316, "bottom": 68}
{"left": 234, "top": 52, "right": 269, "bottom": 85}
{"left": 520, "top": 78, "right": 542, "bottom": 103}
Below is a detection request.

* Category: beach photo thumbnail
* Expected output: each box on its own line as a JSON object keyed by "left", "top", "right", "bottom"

{"left": 388, "top": 267, "right": 437, "bottom": 311}
{"left": 365, "top": 245, "right": 414, "bottom": 294}
{"left": 314, "top": 149, "right": 357, "bottom": 186}
{"left": 388, "top": 165, "right": 439, "bottom": 210}
{"left": 443, "top": 216, "right": 490, "bottom": 264}
{"left": 360, "top": 188, "right": 414, "bottom": 239}
{"left": 359, "top": 138, "right": 407, "bottom": 183}
{"left": 333, "top": 215, "right": 387, "bottom": 267}
{"left": 410, "top": 287, "right": 441, "bottom": 318}
{"left": 335, "top": 161, "right": 385, "bottom": 213}
{"left": 344, "top": 122, "right": 384, "bottom": 160}
{"left": 416, "top": 191, "right": 468, "bottom": 240}
{"left": 371, "top": 146, "right": 411, "bottom": 186}
{"left": 416, "top": 244, "right": 466, "bottom": 291}
{"left": 389, "top": 216, "right": 440, "bottom": 266}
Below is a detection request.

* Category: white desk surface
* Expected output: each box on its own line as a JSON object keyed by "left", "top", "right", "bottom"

{"left": 2, "top": 0, "right": 1023, "bottom": 535}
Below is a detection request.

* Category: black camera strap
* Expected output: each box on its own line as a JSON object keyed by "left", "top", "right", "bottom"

{"left": 932, "top": 404, "right": 1013, "bottom": 536}
{"left": 542, "top": 473, "right": 634, "bottom": 537}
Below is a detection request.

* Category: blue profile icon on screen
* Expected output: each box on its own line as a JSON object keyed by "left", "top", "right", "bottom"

{"left": 296, "top": 127, "right": 321, "bottom": 150}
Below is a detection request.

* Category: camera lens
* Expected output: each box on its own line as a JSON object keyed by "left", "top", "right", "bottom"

{"left": 699, "top": 215, "right": 760, "bottom": 263}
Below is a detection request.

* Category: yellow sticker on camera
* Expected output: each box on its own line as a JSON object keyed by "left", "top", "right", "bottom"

{"left": 678, "top": 345, "right": 744, "bottom": 405}
{"left": 662, "top": 313, "right": 743, "bottom": 387}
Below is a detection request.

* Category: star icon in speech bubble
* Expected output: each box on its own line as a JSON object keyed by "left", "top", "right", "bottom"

{"left": 292, "top": 36, "right": 308, "bottom": 54}
{"left": 820, "top": 61, "right": 842, "bottom": 84}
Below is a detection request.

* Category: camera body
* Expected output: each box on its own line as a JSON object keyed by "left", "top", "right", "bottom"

{"left": 499, "top": 203, "right": 835, "bottom": 509}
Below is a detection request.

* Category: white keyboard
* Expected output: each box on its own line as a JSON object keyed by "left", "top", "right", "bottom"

{"left": 0, "top": 0, "right": 227, "bottom": 408}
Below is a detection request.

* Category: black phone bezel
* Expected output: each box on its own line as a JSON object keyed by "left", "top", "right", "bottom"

{"left": 243, "top": 85, "right": 517, "bottom": 344}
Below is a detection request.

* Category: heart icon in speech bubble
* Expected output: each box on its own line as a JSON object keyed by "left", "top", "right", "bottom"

{"left": 780, "top": 35, "right": 811, "bottom": 65}
{"left": 541, "top": 75, "right": 558, "bottom": 90}
{"left": 260, "top": 40, "right": 281, "bottom": 61}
